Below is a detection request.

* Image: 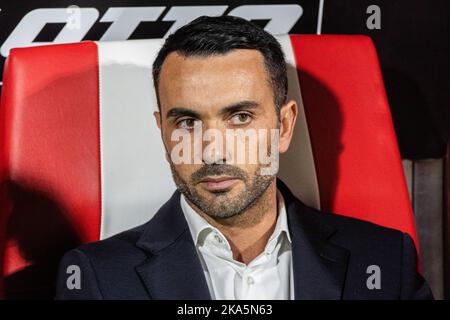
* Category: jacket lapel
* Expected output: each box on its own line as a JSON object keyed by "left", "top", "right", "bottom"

{"left": 134, "top": 191, "right": 211, "bottom": 300}
{"left": 278, "top": 179, "right": 350, "bottom": 300}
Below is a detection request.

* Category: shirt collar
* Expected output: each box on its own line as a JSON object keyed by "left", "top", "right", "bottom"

{"left": 180, "top": 188, "right": 292, "bottom": 251}
{"left": 180, "top": 194, "right": 220, "bottom": 248}
{"left": 272, "top": 188, "right": 292, "bottom": 243}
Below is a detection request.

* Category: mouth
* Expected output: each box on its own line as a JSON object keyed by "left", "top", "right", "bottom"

{"left": 198, "top": 175, "right": 240, "bottom": 192}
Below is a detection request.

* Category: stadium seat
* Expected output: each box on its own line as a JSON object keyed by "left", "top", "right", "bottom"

{"left": 0, "top": 35, "right": 417, "bottom": 299}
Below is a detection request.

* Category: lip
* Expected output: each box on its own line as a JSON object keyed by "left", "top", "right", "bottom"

{"left": 199, "top": 176, "right": 240, "bottom": 192}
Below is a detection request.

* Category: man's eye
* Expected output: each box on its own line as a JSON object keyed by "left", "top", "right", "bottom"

{"left": 230, "top": 113, "right": 252, "bottom": 125}
{"left": 177, "top": 118, "right": 201, "bottom": 129}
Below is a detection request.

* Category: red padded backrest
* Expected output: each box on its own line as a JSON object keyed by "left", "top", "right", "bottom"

{"left": 290, "top": 35, "right": 416, "bottom": 240}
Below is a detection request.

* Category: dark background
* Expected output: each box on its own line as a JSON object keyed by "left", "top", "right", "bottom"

{"left": 0, "top": 0, "right": 448, "bottom": 158}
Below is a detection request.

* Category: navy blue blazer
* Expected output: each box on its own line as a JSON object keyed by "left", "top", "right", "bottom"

{"left": 55, "top": 180, "right": 433, "bottom": 300}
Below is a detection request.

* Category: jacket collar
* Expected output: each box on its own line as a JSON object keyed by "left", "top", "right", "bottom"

{"left": 135, "top": 179, "right": 349, "bottom": 300}
{"left": 135, "top": 191, "right": 211, "bottom": 299}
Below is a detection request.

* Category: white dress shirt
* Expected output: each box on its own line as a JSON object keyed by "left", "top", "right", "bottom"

{"left": 180, "top": 189, "right": 294, "bottom": 300}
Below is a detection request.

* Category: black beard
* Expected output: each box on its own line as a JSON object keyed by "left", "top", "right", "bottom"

{"left": 169, "top": 163, "right": 275, "bottom": 219}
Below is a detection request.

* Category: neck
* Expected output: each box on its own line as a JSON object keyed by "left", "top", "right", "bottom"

{"left": 196, "top": 179, "right": 278, "bottom": 264}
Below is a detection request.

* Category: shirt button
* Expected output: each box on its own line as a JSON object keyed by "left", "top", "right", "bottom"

{"left": 214, "top": 234, "right": 223, "bottom": 243}
{"left": 247, "top": 276, "right": 255, "bottom": 285}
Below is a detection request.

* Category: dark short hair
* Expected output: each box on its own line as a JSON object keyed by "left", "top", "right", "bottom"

{"left": 152, "top": 15, "right": 288, "bottom": 115}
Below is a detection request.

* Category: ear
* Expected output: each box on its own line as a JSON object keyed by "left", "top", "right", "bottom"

{"left": 153, "top": 111, "right": 162, "bottom": 130}
{"left": 278, "top": 100, "right": 298, "bottom": 154}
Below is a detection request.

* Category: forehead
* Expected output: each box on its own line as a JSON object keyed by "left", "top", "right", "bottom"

{"left": 157, "top": 49, "right": 273, "bottom": 113}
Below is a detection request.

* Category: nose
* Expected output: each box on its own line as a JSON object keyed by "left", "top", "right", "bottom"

{"left": 200, "top": 127, "right": 234, "bottom": 165}
{"left": 202, "top": 129, "right": 226, "bottom": 165}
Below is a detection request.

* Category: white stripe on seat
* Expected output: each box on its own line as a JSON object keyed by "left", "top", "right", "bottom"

{"left": 97, "top": 40, "right": 176, "bottom": 239}
{"left": 276, "top": 35, "right": 321, "bottom": 209}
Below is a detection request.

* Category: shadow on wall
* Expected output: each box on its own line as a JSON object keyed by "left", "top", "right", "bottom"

{"left": 3, "top": 181, "right": 81, "bottom": 299}
{"left": 279, "top": 64, "right": 343, "bottom": 212}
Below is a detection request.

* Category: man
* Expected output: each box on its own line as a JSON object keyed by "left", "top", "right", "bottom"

{"left": 56, "top": 16, "right": 433, "bottom": 300}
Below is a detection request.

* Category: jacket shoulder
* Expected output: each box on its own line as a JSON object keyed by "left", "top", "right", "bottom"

{"left": 319, "top": 208, "right": 405, "bottom": 240}
{"left": 63, "top": 221, "right": 150, "bottom": 272}
{"left": 301, "top": 204, "right": 408, "bottom": 257}
{"left": 56, "top": 222, "right": 151, "bottom": 299}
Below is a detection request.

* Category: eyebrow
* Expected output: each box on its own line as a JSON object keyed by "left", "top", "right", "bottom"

{"left": 219, "top": 100, "right": 260, "bottom": 116}
{"left": 166, "top": 107, "right": 201, "bottom": 120}
{"left": 165, "top": 100, "right": 260, "bottom": 120}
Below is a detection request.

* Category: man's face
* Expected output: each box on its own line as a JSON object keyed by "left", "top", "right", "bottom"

{"left": 154, "top": 49, "right": 296, "bottom": 219}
